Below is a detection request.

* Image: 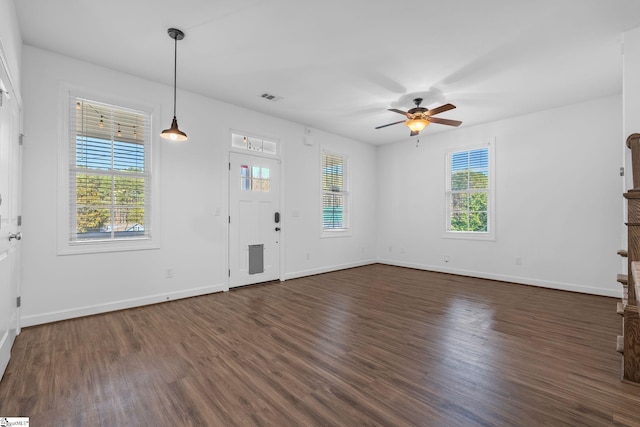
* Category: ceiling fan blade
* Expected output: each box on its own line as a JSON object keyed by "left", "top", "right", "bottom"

{"left": 410, "top": 130, "right": 419, "bottom": 137}
{"left": 426, "top": 103, "right": 456, "bottom": 116}
{"left": 388, "top": 108, "right": 409, "bottom": 117}
{"left": 428, "top": 117, "right": 462, "bottom": 127}
{"left": 375, "top": 120, "right": 406, "bottom": 129}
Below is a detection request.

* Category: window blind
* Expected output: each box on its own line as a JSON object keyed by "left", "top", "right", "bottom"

{"left": 322, "top": 152, "right": 349, "bottom": 230}
{"left": 69, "top": 97, "right": 152, "bottom": 242}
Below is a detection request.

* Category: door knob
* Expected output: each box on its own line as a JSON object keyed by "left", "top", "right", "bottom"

{"left": 275, "top": 227, "right": 281, "bottom": 231}
{"left": 9, "top": 232, "right": 21, "bottom": 241}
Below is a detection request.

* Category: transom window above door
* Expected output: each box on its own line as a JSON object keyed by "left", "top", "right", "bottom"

{"left": 231, "top": 133, "right": 278, "bottom": 155}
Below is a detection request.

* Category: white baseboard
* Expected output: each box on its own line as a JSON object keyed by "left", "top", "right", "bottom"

{"left": 377, "top": 259, "right": 622, "bottom": 298}
{"left": 0, "top": 330, "right": 13, "bottom": 383}
{"left": 20, "top": 283, "right": 227, "bottom": 327}
{"left": 284, "top": 259, "right": 377, "bottom": 281}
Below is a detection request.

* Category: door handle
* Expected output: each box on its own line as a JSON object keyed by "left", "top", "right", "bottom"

{"left": 275, "top": 227, "right": 281, "bottom": 232}
{"left": 9, "top": 232, "right": 21, "bottom": 241}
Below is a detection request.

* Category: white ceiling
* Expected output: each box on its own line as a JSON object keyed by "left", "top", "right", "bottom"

{"left": 14, "top": 0, "right": 640, "bottom": 145}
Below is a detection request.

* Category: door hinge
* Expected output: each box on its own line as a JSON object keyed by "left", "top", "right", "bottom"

{"left": 228, "top": 216, "right": 231, "bottom": 224}
{"left": 229, "top": 162, "right": 231, "bottom": 171}
{"left": 17, "top": 215, "right": 22, "bottom": 226}
{"left": 16, "top": 296, "right": 21, "bottom": 308}
{"left": 228, "top": 269, "right": 231, "bottom": 277}
{"left": 620, "top": 166, "right": 625, "bottom": 176}
{"left": 19, "top": 134, "right": 24, "bottom": 146}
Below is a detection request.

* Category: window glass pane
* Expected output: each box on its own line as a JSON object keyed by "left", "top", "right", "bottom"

{"left": 232, "top": 134, "right": 248, "bottom": 149}
{"left": 450, "top": 211, "right": 469, "bottom": 231}
{"left": 451, "top": 192, "right": 469, "bottom": 212}
{"left": 323, "top": 193, "right": 344, "bottom": 229}
{"left": 247, "top": 137, "right": 262, "bottom": 152}
{"left": 113, "top": 140, "right": 145, "bottom": 172}
{"left": 451, "top": 171, "right": 469, "bottom": 191}
{"left": 252, "top": 166, "right": 261, "bottom": 179}
{"left": 240, "top": 178, "right": 250, "bottom": 191}
{"left": 262, "top": 140, "right": 277, "bottom": 155}
{"left": 469, "top": 192, "right": 487, "bottom": 211}
{"left": 75, "top": 207, "right": 112, "bottom": 239}
{"left": 114, "top": 176, "right": 145, "bottom": 216}
{"left": 474, "top": 212, "right": 488, "bottom": 232}
{"left": 262, "top": 180, "right": 270, "bottom": 192}
{"left": 261, "top": 168, "right": 270, "bottom": 179}
{"left": 76, "top": 174, "right": 112, "bottom": 206}
{"left": 252, "top": 178, "right": 262, "bottom": 192}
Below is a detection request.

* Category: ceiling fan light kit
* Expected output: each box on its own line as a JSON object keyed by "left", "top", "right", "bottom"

{"left": 375, "top": 97, "right": 462, "bottom": 137}
{"left": 406, "top": 118, "right": 429, "bottom": 133}
{"left": 161, "top": 27, "right": 188, "bottom": 142}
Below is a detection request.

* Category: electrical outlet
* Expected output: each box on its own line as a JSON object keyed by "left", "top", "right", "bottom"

{"left": 515, "top": 256, "right": 522, "bottom": 265}
{"left": 306, "top": 252, "right": 310, "bottom": 260}
{"left": 166, "top": 268, "right": 174, "bottom": 279}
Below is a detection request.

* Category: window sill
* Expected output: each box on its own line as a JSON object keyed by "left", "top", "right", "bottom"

{"left": 58, "top": 238, "right": 160, "bottom": 255}
{"left": 442, "top": 231, "right": 495, "bottom": 242}
{"left": 321, "top": 229, "right": 352, "bottom": 238}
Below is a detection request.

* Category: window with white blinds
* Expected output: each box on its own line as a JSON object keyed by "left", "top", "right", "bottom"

{"left": 69, "top": 97, "right": 152, "bottom": 243}
{"left": 446, "top": 146, "right": 493, "bottom": 236}
{"left": 322, "top": 151, "right": 349, "bottom": 233}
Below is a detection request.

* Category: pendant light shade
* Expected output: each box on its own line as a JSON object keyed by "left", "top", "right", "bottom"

{"left": 161, "top": 28, "right": 188, "bottom": 142}
{"left": 162, "top": 117, "right": 188, "bottom": 141}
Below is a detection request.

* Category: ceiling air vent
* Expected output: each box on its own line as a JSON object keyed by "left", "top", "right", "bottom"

{"left": 260, "top": 93, "right": 283, "bottom": 102}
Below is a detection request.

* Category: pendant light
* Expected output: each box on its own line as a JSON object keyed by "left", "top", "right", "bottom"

{"left": 161, "top": 28, "right": 188, "bottom": 141}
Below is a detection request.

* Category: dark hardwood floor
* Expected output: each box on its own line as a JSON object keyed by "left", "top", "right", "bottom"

{"left": 1, "top": 264, "right": 639, "bottom": 426}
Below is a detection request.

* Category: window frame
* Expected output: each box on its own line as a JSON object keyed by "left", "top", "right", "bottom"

{"left": 57, "top": 85, "right": 161, "bottom": 255}
{"left": 321, "top": 149, "right": 351, "bottom": 237}
{"left": 444, "top": 141, "right": 495, "bottom": 241}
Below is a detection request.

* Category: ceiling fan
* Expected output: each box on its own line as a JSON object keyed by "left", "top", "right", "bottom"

{"left": 375, "top": 98, "right": 462, "bottom": 136}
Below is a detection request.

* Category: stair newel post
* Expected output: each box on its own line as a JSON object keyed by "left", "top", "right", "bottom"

{"left": 626, "top": 133, "right": 640, "bottom": 189}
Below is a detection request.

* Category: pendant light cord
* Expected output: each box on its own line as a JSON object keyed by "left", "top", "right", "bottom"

{"left": 173, "top": 36, "right": 178, "bottom": 118}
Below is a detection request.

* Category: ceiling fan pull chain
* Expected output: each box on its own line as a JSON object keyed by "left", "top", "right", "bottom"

{"left": 416, "top": 137, "right": 420, "bottom": 148}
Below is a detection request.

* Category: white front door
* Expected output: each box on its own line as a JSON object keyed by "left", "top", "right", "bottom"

{"left": 229, "top": 152, "right": 281, "bottom": 288}
{"left": 0, "top": 56, "right": 22, "bottom": 380}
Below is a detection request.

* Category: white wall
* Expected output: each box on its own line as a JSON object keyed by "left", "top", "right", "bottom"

{"left": 377, "top": 95, "right": 623, "bottom": 297}
{"left": 20, "top": 46, "right": 377, "bottom": 326}
{"left": 0, "top": 0, "right": 22, "bottom": 92}
{"left": 624, "top": 27, "right": 640, "bottom": 190}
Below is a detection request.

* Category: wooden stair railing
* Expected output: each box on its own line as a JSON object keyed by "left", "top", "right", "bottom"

{"left": 619, "top": 132, "right": 640, "bottom": 384}
{"left": 616, "top": 133, "right": 640, "bottom": 385}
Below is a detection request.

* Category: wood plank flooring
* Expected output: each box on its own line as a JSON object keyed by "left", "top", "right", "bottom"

{"left": 1, "top": 264, "right": 639, "bottom": 426}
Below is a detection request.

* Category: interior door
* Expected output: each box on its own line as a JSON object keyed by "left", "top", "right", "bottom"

{"left": 0, "top": 57, "right": 21, "bottom": 380}
{"left": 229, "top": 152, "right": 280, "bottom": 288}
